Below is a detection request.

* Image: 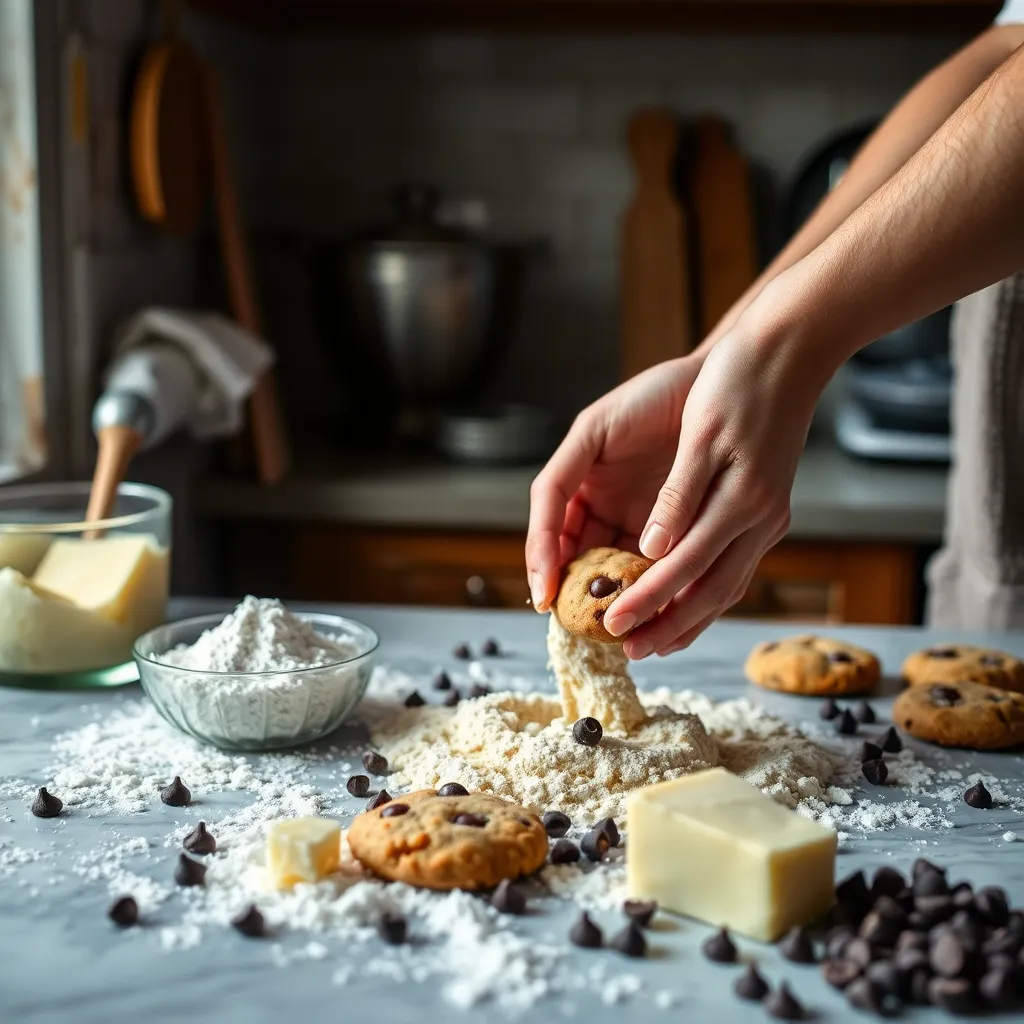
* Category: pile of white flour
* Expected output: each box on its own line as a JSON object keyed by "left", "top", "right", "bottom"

{"left": 154, "top": 597, "right": 363, "bottom": 747}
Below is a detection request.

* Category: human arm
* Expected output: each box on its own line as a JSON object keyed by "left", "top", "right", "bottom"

{"left": 604, "top": 41, "right": 1024, "bottom": 656}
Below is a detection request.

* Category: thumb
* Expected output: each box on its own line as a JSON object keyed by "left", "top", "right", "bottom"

{"left": 639, "top": 431, "right": 716, "bottom": 560}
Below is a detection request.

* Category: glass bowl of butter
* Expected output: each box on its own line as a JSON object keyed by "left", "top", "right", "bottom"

{"left": 0, "top": 482, "right": 171, "bottom": 688}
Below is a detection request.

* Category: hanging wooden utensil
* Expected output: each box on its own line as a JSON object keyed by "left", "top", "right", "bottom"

{"left": 691, "top": 115, "right": 758, "bottom": 338}
{"left": 619, "top": 108, "right": 692, "bottom": 382}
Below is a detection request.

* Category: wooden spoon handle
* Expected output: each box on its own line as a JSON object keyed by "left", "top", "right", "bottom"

{"left": 86, "top": 425, "right": 143, "bottom": 529}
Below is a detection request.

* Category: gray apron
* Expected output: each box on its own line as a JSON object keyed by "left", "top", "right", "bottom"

{"left": 926, "top": 273, "right": 1024, "bottom": 629}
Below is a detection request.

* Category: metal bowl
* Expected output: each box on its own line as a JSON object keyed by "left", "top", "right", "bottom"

{"left": 133, "top": 612, "right": 378, "bottom": 751}
{"left": 435, "top": 404, "right": 557, "bottom": 464}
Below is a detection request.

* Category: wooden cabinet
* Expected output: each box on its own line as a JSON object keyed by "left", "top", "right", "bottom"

{"left": 221, "top": 523, "right": 919, "bottom": 625}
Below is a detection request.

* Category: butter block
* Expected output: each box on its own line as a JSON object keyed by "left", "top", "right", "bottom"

{"left": 626, "top": 767, "right": 836, "bottom": 941}
{"left": 266, "top": 817, "right": 341, "bottom": 890}
{"left": 32, "top": 534, "right": 168, "bottom": 635}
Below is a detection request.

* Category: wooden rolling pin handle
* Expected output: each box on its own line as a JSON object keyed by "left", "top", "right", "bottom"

{"left": 85, "top": 425, "right": 143, "bottom": 527}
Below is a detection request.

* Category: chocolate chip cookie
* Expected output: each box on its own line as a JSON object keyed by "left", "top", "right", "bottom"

{"left": 892, "top": 680, "right": 1024, "bottom": 749}
{"left": 901, "top": 645, "right": 1024, "bottom": 694}
{"left": 554, "top": 547, "right": 653, "bottom": 642}
{"left": 744, "top": 635, "right": 881, "bottom": 696}
{"left": 347, "top": 789, "right": 548, "bottom": 891}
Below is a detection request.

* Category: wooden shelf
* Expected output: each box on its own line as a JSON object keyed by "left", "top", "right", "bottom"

{"left": 188, "top": 0, "right": 1000, "bottom": 35}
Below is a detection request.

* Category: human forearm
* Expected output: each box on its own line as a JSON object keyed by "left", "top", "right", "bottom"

{"left": 696, "top": 25, "right": 1024, "bottom": 359}
{"left": 750, "top": 42, "right": 1024, "bottom": 382}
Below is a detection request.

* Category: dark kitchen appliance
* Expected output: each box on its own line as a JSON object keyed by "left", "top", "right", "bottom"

{"left": 786, "top": 125, "right": 952, "bottom": 463}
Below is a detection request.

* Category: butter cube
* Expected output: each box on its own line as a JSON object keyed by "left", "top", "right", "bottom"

{"left": 266, "top": 818, "right": 341, "bottom": 890}
{"left": 627, "top": 767, "right": 836, "bottom": 941}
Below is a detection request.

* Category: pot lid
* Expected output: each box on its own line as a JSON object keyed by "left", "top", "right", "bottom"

{"left": 357, "top": 183, "right": 475, "bottom": 244}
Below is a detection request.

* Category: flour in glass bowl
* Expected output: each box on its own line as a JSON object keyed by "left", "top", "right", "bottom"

{"left": 150, "top": 597, "right": 368, "bottom": 749}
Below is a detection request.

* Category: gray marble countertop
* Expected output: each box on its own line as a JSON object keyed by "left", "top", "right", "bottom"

{"left": 3, "top": 602, "right": 1022, "bottom": 1024}
{"left": 197, "top": 441, "right": 949, "bottom": 543}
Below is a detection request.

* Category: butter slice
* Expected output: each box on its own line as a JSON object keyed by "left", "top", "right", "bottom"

{"left": 266, "top": 818, "right": 341, "bottom": 890}
{"left": 33, "top": 535, "right": 168, "bottom": 634}
{"left": 626, "top": 767, "right": 836, "bottom": 941}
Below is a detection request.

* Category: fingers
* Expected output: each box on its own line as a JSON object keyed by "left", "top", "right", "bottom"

{"left": 604, "top": 471, "right": 760, "bottom": 637}
{"left": 525, "top": 412, "right": 604, "bottom": 612}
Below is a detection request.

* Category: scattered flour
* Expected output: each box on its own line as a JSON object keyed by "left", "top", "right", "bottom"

{"left": 150, "top": 596, "right": 368, "bottom": 749}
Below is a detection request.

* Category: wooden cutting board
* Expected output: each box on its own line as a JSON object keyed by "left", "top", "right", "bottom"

{"left": 619, "top": 108, "right": 692, "bottom": 381}
{"left": 691, "top": 115, "right": 758, "bottom": 339}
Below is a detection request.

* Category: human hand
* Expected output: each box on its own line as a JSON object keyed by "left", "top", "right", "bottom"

{"left": 602, "top": 304, "right": 830, "bottom": 658}
{"left": 525, "top": 354, "right": 705, "bottom": 613}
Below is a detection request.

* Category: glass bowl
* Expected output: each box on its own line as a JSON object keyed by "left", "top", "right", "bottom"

{"left": 133, "top": 611, "right": 379, "bottom": 751}
{"left": 0, "top": 481, "right": 172, "bottom": 689}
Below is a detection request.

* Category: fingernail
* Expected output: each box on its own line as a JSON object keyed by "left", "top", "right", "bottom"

{"left": 604, "top": 612, "right": 636, "bottom": 637}
{"left": 530, "top": 572, "right": 547, "bottom": 612}
{"left": 639, "top": 523, "right": 671, "bottom": 559}
{"left": 626, "top": 640, "right": 654, "bottom": 660}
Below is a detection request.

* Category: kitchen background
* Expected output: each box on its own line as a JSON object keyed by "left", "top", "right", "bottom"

{"left": 5, "top": 0, "right": 998, "bottom": 623}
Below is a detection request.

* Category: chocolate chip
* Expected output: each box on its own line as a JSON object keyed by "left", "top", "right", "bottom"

{"left": 860, "top": 910, "right": 901, "bottom": 949}
{"left": 622, "top": 900, "right": 657, "bottom": 927}
{"left": 896, "top": 930, "right": 929, "bottom": 955}
{"left": 980, "top": 964, "right": 1017, "bottom": 1008}
{"left": 702, "top": 927, "right": 738, "bottom": 963}
{"left": 481, "top": 638, "right": 500, "bottom": 657}
{"left": 452, "top": 643, "right": 472, "bottom": 660}
{"left": 929, "top": 684, "right": 962, "bottom": 706}
{"left": 453, "top": 813, "right": 486, "bottom": 827}
{"left": 913, "top": 866, "right": 949, "bottom": 899}
{"left": 569, "top": 912, "right": 603, "bottom": 949}
{"left": 404, "top": 690, "right": 426, "bottom": 708}
{"left": 490, "top": 879, "right": 526, "bottom": 915}
{"left": 830, "top": 650, "right": 854, "bottom": 664}
{"left": 980, "top": 654, "right": 1004, "bottom": 667}
{"left": 860, "top": 741, "right": 883, "bottom": 763}
{"left": 610, "top": 921, "right": 647, "bottom": 958}
{"left": 159, "top": 776, "right": 191, "bottom": 807}
{"left": 854, "top": 701, "right": 877, "bottom": 724}
{"left": 231, "top": 905, "right": 265, "bottom": 938}
{"left": 362, "top": 752, "right": 388, "bottom": 775}
{"left": 572, "top": 717, "right": 603, "bottom": 746}
{"left": 870, "top": 866, "right": 906, "bottom": 902}
{"left": 779, "top": 925, "right": 816, "bottom": 963}
{"left": 862, "top": 759, "right": 888, "bottom": 786}
{"left": 975, "top": 886, "right": 1010, "bottom": 928}
{"left": 593, "top": 817, "right": 620, "bottom": 848}
{"left": 378, "top": 910, "right": 407, "bottom": 945}
{"left": 432, "top": 671, "right": 452, "bottom": 690}
{"left": 928, "top": 647, "right": 959, "bottom": 659}
{"left": 443, "top": 689, "right": 461, "bottom": 706}
{"left": 822, "top": 958, "right": 862, "bottom": 989}
{"left": 183, "top": 821, "right": 217, "bottom": 855}
{"left": 819, "top": 698, "right": 840, "bottom": 720}
{"left": 589, "top": 575, "right": 619, "bottom": 598}
{"left": 982, "top": 927, "right": 1022, "bottom": 958}
{"left": 580, "top": 828, "right": 609, "bottom": 862}
{"left": 1007, "top": 911, "right": 1024, "bottom": 935}
{"left": 380, "top": 803, "right": 409, "bottom": 818}
{"left": 438, "top": 782, "right": 469, "bottom": 797}
{"left": 347, "top": 775, "right": 371, "bottom": 798}
{"left": 826, "top": 926, "right": 856, "bottom": 960}
{"left": 835, "top": 708, "right": 858, "bottom": 735}
{"left": 845, "top": 937, "right": 876, "bottom": 970}
{"left": 928, "top": 976, "right": 978, "bottom": 1013}
{"left": 912, "top": 858, "right": 945, "bottom": 883}
{"left": 914, "top": 894, "right": 954, "bottom": 927}
{"left": 950, "top": 910, "right": 983, "bottom": 951}
{"left": 964, "top": 780, "right": 993, "bottom": 809}
{"left": 108, "top": 895, "right": 138, "bottom": 927}
{"left": 930, "top": 928, "right": 970, "bottom": 977}
{"left": 836, "top": 870, "right": 870, "bottom": 910}
{"left": 469, "top": 683, "right": 491, "bottom": 698}
{"left": 366, "top": 790, "right": 391, "bottom": 811}
{"left": 907, "top": 965, "right": 933, "bottom": 1005}
{"left": 734, "top": 963, "right": 770, "bottom": 1001}
{"left": 174, "top": 853, "right": 206, "bottom": 887}
{"left": 764, "top": 981, "right": 805, "bottom": 1020}
{"left": 549, "top": 839, "right": 580, "bottom": 865}
{"left": 30, "top": 787, "right": 63, "bottom": 818}
{"left": 879, "top": 726, "right": 903, "bottom": 753}
{"left": 951, "top": 884, "right": 975, "bottom": 912}
{"left": 873, "top": 895, "right": 907, "bottom": 926}
{"left": 846, "top": 975, "right": 903, "bottom": 1017}
{"left": 541, "top": 811, "right": 570, "bottom": 838}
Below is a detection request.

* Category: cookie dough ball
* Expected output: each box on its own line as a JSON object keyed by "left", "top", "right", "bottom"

{"left": 553, "top": 547, "right": 653, "bottom": 642}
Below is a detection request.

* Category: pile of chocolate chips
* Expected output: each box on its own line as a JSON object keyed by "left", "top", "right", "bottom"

{"left": 820, "top": 859, "right": 1024, "bottom": 1016}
